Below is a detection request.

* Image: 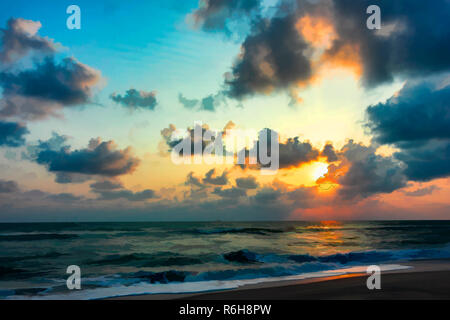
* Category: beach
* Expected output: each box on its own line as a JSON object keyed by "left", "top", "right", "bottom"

{"left": 112, "top": 259, "right": 450, "bottom": 300}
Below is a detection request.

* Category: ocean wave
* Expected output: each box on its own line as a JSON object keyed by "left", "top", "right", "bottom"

{"left": 0, "top": 233, "right": 78, "bottom": 241}
{"left": 85, "top": 252, "right": 205, "bottom": 267}
{"left": 188, "top": 227, "right": 291, "bottom": 235}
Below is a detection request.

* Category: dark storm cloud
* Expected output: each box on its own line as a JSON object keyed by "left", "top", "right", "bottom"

{"left": 235, "top": 176, "right": 258, "bottom": 189}
{"left": 395, "top": 140, "right": 450, "bottom": 182}
{"left": 225, "top": 14, "right": 312, "bottom": 99}
{"left": 185, "top": 169, "right": 229, "bottom": 188}
{"left": 322, "top": 140, "right": 407, "bottom": 200}
{"left": 321, "top": 143, "right": 338, "bottom": 162}
{"left": 219, "top": 0, "right": 450, "bottom": 99}
{"left": 90, "top": 180, "right": 124, "bottom": 191}
{"left": 0, "top": 179, "right": 19, "bottom": 193}
{"left": 97, "top": 189, "right": 157, "bottom": 202}
{"left": 0, "top": 121, "right": 28, "bottom": 147}
{"left": 366, "top": 81, "right": 450, "bottom": 144}
{"left": 0, "top": 57, "right": 102, "bottom": 119}
{"left": 203, "top": 168, "right": 229, "bottom": 185}
{"left": 110, "top": 89, "right": 157, "bottom": 111}
{"left": 185, "top": 172, "right": 205, "bottom": 188}
{"left": 0, "top": 18, "right": 57, "bottom": 63}
{"left": 46, "top": 193, "right": 83, "bottom": 202}
{"left": 190, "top": 0, "right": 261, "bottom": 32}
{"left": 240, "top": 129, "right": 319, "bottom": 170}
{"left": 330, "top": 0, "right": 450, "bottom": 87}
{"left": 366, "top": 78, "right": 450, "bottom": 182}
{"left": 212, "top": 186, "right": 247, "bottom": 198}
{"left": 278, "top": 137, "right": 319, "bottom": 168}
{"left": 178, "top": 93, "right": 199, "bottom": 109}
{"left": 27, "top": 133, "right": 140, "bottom": 181}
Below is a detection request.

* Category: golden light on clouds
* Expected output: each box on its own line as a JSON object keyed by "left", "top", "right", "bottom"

{"left": 296, "top": 16, "right": 337, "bottom": 50}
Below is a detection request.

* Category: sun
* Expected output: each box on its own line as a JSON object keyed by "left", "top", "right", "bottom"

{"left": 312, "top": 162, "right": 329, "bottom": 181}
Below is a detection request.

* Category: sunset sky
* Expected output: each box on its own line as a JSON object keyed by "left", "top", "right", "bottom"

{"left": 0, "top": 0, "right": 449, "bottom": 221}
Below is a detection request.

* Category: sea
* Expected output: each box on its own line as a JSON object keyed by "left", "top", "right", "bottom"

{"left": 1, "top": 220, "right": 449, "bottom": 299}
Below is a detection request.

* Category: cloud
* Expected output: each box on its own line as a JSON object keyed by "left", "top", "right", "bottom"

{"left": 160, "top": 122, "right": 230, "bottom": 157}
{"left": 395, "top": 140, "right": 450, "bottom": 182}
{"left": 367, "top": 78, "right": 450, "bottom": 182}
{"left": 188, "top": 0, "right": 261, "bottom": 33}
{"left": 90, "top": 180, "right": 124, "bottom": 191}
{"left": 319, "top": 140, "right": 407, "bottom": 200}
{"left": 403, "top": 185, "right": 440, "bottom": 197}
{"left": 178, "top": 93, "right": 199, "bottom": 109}
{"left": 0, "top": 121, "right": 28, "bottom": 147}
{"left": 97, "top": 189, "right": 157, "bottom": 202}
{"left": 225, "top": 14, "right": 312, "bottom": 99}
{"left": 239, "top": 129, "right": 320, "bottom": 170}
{"left": 0, "top": 179, "right": 19, "bottom": 193}
{"left": 321, "top": 143, "right": 338, "bottom": 162}
{"left": 0, "top": 18, "right": 57, "bottom": 63}
{"left": 185, "top": 169, "right": 229, "bottom": 188}
{"left": 203, "top": 168, "right": 229, "bottom": 185}
{"left": 330, "top": 0, "right": 450, "bottom": 87}
{"left": 0, "top": 57, "right": 102, "bottom": 120}
{"left": 367, "top": 81, "right": 450, "bottom": 144}
{"left": 235, "top": 176, "right": 258, "bottom": 189}
{"left": 185, "top": 171, "right": 205, "bottom": 188}
{"left": 219, "top": 0, "right": 450, "bottom": 99}
{"left": 110, "top": 89, "right": 157, "bottom": 111}
{"left": 212, "top": 186, "right": 247, "bottom": 198}
{"left": 27, "top": 133, "right": 140, "bottom": 182}
{"left": 47, "top": 193, "right": 83, "bottom": 202}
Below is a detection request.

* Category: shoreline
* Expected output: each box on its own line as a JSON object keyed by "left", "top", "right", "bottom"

{"left": 110, "top": 259, "right": 450, "bottom": 300}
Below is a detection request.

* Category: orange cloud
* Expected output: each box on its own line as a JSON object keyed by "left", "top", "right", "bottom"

{"left": 296, "top": 15, "right": 337, "bottom": 50}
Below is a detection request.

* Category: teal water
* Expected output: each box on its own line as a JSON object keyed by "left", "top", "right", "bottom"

{"left": 1, "top": 221, "right": 450, "bottom": 299}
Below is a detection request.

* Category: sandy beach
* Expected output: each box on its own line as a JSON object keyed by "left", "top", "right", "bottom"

{"left": 111, "top": 259, "right": 450, "bottom": 300}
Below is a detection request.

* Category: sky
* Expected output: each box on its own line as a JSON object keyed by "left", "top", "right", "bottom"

{"left": 0, "top": 0, "right": 449, "bottom": 221}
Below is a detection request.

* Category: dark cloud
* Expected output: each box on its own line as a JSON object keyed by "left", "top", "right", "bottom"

{"left": 235, "top": 176, "right": 258, "bottom": 189}
{"left": 220, "top": 0, "right": 450, "bottom": 99}
{"left": 212, "top": 186, "right": 247, "bottom": 198}
{"left": 320, "top": 140, "right": 407, "bottom": 200}
{"left": 189, "top": 0, "right": 261, "bottom": 33}
{"left": 27, "top": 133, "right": 140, "bottom": 181}
{"left": 367, "top": 81, "right": 450, "bottom": 144}
{"left": 321, "top": 143, "right": 338, "bottom": 162}
{"left": 110, "top": 89, "right": 157, "bottom": 111}
{"left": 278, "top": 137, "right": 319, "bottom": 168}
{"left": 251, "top": 187, "right": 281, "bottom": 203}
{"left": 240, "top": 129, "right": 319, "bottom": 170}
{"left": 47, "top": 193, "right": 83, "bottom": 202}
{"left": 225, "top": 14, "right": 312, "bottom": 99}
{"left": 178, "top": 93, "right": 199, "bottom": 109}
{"left": 330, "top": 0, "right": 450, "bottom": 87}
{"left": 185, "top": 171, "right": 205, "bottom": 188}
{"left": 0, "top": 121, "right": 28, "bottom": 147}
{"left": 0, "top": 57, "right": 102, "bottom": 120}
{"left": 160, "top": 123, "right": 228, "bottom": 157}
{"left": 90, "top": 180, "right": 124, "bottom": 191}
{"left": 0, "top": 18, "right": 57, "bottom": 63}
{"left": 97, "top": 189, "right": 157, "bottom": 202}
{"left": 395, "top": 140, "right": 450, "bottom": 182}
{"left": 367, "top": 79, "right": 450, "bottom": 182}
{"left": 203, "top": 168, "right": 228, "bottom": 185}
{"left": 185, "top": 169, "right": 229, "bottom": 189}
{"left": 403, "top": 185, "right": 439, "bottom": 197}
{"left": 0, "top": 179, "right": 19, "bottom": 193}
